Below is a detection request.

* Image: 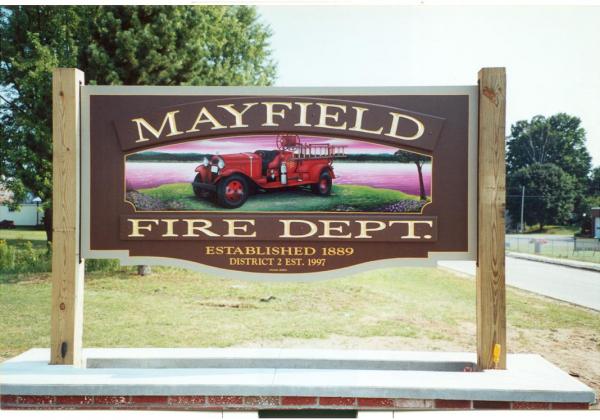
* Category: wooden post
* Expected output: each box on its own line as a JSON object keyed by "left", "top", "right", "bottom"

{"left": 50, "top": 68, "right": 85, "bottom": 366}
{"left": 477, "top": 67, "right": 507, "bottom": 370}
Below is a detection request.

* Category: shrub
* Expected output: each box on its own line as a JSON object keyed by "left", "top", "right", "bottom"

{"left": 0, "top": 239, "right": 123, "bottom": 276}
{"left": 0, "top": 240, "right": 50, "bottom": 274}
{"left": 85, "top": 259, "right": 121, "bottom": 272}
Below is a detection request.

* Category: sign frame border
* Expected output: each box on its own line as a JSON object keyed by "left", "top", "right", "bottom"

{"left": 80, "top": 85, "right": 479, "bottom": 281}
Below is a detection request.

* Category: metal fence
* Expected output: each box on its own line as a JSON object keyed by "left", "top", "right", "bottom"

{"left": 505, "top": 235, "right": 600, "bottom": 264}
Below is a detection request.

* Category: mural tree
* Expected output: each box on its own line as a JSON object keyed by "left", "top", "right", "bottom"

{"left": 394, "top": 150, "right": 430, "bottom": 200}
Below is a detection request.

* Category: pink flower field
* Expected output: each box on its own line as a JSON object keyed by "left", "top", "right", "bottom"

{"left": 126, "top": 161, "right": 431, "bottom": 197}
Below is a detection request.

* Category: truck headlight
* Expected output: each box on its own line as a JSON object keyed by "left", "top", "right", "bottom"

{"left": 217, "top": 158, "right": 225, "bottom": 169}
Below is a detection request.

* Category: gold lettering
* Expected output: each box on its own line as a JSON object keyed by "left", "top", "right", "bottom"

{"left": 294, "top": 102, "right": 313, "bottom": 127}
{"left": 218, "top": 103, "right": 258, "bottom": 128}
{"left": 318, "top": 220, "right": 351, "bottom": 238}
{"left": 262, "top": 102, "right": 293, "bottom": 127}
{"left": 349, "top": 106, "right": 383, "bottom": 135}
{"left": 279, "top": 219, "right": 318, "bottom": 238}
{"left": 161, "top": 219, "right": 179, "bottom": 237}
{"left": 223, "top": 219, "right": 256, "bottom": 237}
{"left": 182, "top": 219, "right": 219, "bottom": 237}
{"left": 315, "top": 103, "right": 347, "bottom": 130}
{"left": 355, "top": 220, "right": 386, "bottom": 239}
{"left": 385, "top": 112, "right": 425, "bottom": 141}
{"left": 132, "top": 111, "right": 183, "bottom": 143}
{"left": 128, "top": 219, "right": 159, "bottom": 237}
{"left": 186, "top": 107, "right": 226, "bottom": 133}
{"left": 389, "top": 220, "right": 434, "bottom": 239}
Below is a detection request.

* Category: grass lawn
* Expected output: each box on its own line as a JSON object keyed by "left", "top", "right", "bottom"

{"left": 0, "top": 227, "right": 47, "bottom": 248}
{"left": 139, "top": 183, "right": 423, "bottom": 212}
{"left": 2, "top": 266, "right": 598, "bottom": 352}
{"left": 1, "top": 265, "right": 599, "bottom": 398}
{"left": 1, "top": 229, "right": 599, "bottom": 400}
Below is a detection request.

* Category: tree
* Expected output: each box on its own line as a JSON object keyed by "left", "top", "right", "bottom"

{"left": 589, "top": 166, "right": 600, "bottom": 196}
{"left": 394, "top": 149, "right": 430, "bottom": 200}
{"left": 507, "top": 163, "right": 577, "bottom": 231}
{"left": 507, "top": 114, "right": 591, "bottom": 181}
{"left": 82, "top": 7, "right": 275, "bottom": 86}
{"left": 0, "top": 6, "right": 275, "bottom": 241}
{"left": 506, "top": 114, "right": 592, "bottom": 219}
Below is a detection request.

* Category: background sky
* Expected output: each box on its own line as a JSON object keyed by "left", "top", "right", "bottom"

{"left": 257, "top": 5, "right": 600, "bottom": 166}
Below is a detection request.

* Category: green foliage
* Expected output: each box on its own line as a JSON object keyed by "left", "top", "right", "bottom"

{"left": 340, "top": 154, "right": 404, "bottom": 162}
{"left": 581, "top": 195, "right": 600, "bottom": 214}
{"left": 0, "top": 5, "right": 276, "bottom": 240}
{"left": 0, "top": 239, "right": 50, "bottom": 275}
{"left": 507, "top": 114, "right": 592, "bottom": 183}
{"left": 589, "top": 167, "right": 600, "bottom": 195}
{"left": 0, "top": 229, "right": 130, "bottom": 279}
{"left": 0, "top": 238, "right": 122, "bottom": 278}
{"left": 138, "top": 183, "right": 422, "bottom": 212}
{"left": 0, "top": 7, "right": 83, "bottom": 208}
{"left": 507, "top": 163, "right": 578, "bottom": 230}
{"left": 83, "top": 6, "right": 275, "bottom": 86}
{"left": 85, "top": 258, "right": 122, "bottom": 273}
{"left": 393, "top": 150, "right": 430, "bottom": 164}
{"left": 506, "top": 114, "right": 594, "bottom": 223}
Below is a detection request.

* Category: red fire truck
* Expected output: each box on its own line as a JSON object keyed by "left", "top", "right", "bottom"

{"left": 191, "top": 134, "right": 346, "bottom": 208}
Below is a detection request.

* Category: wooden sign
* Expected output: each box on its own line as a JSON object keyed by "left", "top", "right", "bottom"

{"left": 80, "top": 87, "right": 478, "bottom": 279}
{"left": 51, "top": 69, "right": 505, "bottom": 370}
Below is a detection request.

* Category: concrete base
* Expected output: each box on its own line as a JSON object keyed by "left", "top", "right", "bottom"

{"left": 0, "top": 348, "right": 595, "bottom": 410}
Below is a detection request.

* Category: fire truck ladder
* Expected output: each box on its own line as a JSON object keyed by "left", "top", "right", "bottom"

{"left": 295, "top": 143, "right": 346, "bottom": 159}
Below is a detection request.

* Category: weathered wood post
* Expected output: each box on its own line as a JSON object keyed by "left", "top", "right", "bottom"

{"left": 50, "top": 68, "right": 85, "bottom": 365}
{"left": 476, "top": 67, "right": 507, "bottom": 369}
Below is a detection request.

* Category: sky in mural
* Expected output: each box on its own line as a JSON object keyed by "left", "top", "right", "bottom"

{"left": 152, "top": 135, "right": 400, "bottom": 155}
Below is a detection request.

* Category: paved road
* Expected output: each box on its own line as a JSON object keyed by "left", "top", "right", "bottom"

{"left": 439, "top": 257, "right": 600, "bottom": 311}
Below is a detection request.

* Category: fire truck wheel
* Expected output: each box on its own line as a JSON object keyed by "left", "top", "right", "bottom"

{"left": 312, "top": 171, "right": 332, "bottom": 196}
{"left": 217, "top": 174, "right": 249, "bottom": 208}
{"left": 193, "top": 174, "right": 213, "bottom": 199}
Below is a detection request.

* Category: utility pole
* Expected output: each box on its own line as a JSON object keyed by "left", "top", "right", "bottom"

{"left": 520, "top": 186, "right": 525, "bottom": 233}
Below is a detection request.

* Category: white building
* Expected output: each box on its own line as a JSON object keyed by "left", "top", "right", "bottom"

{"left": 0, "top": 185, "right": 43, "bottom": 226}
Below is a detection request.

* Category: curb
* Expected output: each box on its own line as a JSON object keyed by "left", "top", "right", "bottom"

{"left": 506, "top": 252, "right": 600, "bottom": 273}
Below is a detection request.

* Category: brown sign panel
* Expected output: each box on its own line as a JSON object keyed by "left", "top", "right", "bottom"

{"left": 81, "top": 86, "right": 477, "bottom": 279}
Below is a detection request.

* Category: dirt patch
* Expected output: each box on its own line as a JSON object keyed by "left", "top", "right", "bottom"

{"left": 508, "top": 326, "right": 600, "bottom": 399}
{"left": 240, "top": 322, "right": 600, "bottom": 408}
{"left": 196, "top": 300, "right": 258, "bottom": 309}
